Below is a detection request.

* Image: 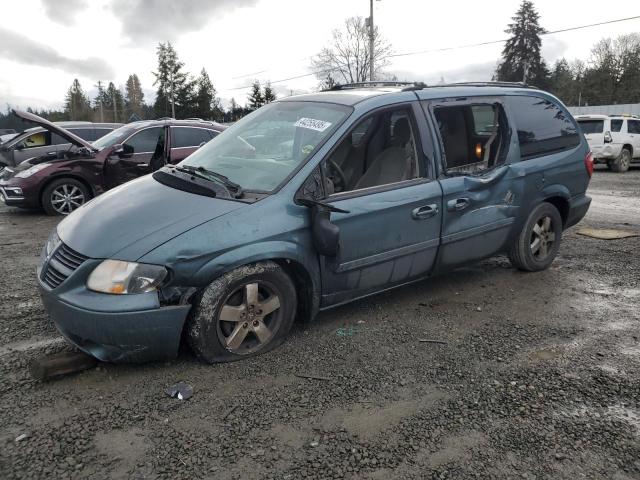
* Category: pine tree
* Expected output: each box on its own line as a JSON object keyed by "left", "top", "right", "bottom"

{"left": 125, "top": 74, "right": 145, "bottom": 121}
{"left": 105, "top": 82, "right": 125, "bottom": 123}
{"left": 263, "top": 81, "right": 276, "bottom": 103}
{"left": 194, "top": 68, "right": 223, "bottom": 120}
{"left": 152, "top": 42, "right": 189, "bottom": 118}
{"left": 247, "top": 80, "right": 264, "bottom": 111}
{"left": 495, "top": 0, "right": 549, "bottom": 87}
{"left": 549, "top": 59, "right": 577, "bottom": 105}
{"left": 93, "top": 80, "right": 109, "bottom": 122}
{"left": 64, "top": 79, "right": 91, "bottom": 121}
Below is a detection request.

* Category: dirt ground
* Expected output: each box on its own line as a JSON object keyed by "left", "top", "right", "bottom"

{"left": 1, "top": 166, "right": 639, "bottom": 479}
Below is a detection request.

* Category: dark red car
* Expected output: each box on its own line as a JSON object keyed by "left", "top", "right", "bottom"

{"left": 0, "top": 110, "right": 225, "bottom": 215}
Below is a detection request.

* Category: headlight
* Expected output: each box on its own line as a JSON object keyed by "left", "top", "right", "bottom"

{"left": 44, "top": 230, "right": 61, "bottom": 258}
{"left": 15, "top": 163, "right": 50, "bottom": 178}
{"left": 87, "top": 260, "right": 168, "bottom": 294}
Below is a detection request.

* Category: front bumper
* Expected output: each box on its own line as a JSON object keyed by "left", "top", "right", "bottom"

{"left": 37, "top": 260, "right": 191, "bottom": 363}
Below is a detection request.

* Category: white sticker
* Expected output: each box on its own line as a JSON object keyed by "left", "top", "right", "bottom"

{"left": 294, "top": 117, "right": 332, "bottom": 132}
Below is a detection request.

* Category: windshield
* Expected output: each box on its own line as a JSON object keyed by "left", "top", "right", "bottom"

{"left": 577, "top": 120, "right": 604, "bottom": 134}
{"left": 181, "top": 101, "right": 351, "bottom": 191}
{"left": 92, "top": 124, "right": 139, "bottom": 151}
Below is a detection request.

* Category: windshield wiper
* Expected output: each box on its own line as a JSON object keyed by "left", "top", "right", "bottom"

{"left": 173, "top": 165, "right": 243, "bottom": 198}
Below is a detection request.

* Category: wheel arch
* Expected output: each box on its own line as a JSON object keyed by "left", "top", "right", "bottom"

{"left": 539, "top": 184, "right": 571, "bottom": 227}
{"left": 622, "top": 144, "right": 633, "bottom": 156}
{"left": 187, "top": 241, "right": 321, "bottom": 323}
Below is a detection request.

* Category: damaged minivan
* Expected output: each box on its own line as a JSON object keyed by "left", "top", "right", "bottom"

{"left": 38, "top": 82, "right": 592, "bottom": 363}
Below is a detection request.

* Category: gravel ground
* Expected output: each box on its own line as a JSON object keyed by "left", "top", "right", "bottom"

{"left": 1, "top": 166, "right": 639, "bottom": 479}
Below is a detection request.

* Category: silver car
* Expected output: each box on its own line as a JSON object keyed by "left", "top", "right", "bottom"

{"left": 0, "top": 121, "right": 122, "bottom": 171}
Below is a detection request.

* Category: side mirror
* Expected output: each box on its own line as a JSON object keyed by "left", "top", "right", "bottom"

{"left": 113, "top": 143, "right": 134, "bottom": 158}
{"left": 296, "top": 198, "right": 349, "bottom": 257}
{"left": 15, "top": 144, "right": 24, "bottom": 151}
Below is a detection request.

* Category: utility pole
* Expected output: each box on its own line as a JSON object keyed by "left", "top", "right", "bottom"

{"left": 369, "top": 0, "right": 375, "bottom": 82}
{"left": 170, "top": 74, "right": 175, "bottom": 118}
{"left": 111, "top": 88, "right": 118, "bottom": 122}
{"left": 522, "top": 60, "right": 529, "bottom": 84}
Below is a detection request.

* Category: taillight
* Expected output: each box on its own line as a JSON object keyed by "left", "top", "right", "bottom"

{"left": 585, "top": 151, "right": 594, "bottom": 178}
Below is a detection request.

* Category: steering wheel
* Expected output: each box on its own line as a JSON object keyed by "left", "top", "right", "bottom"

{"left": 327, "top": 160, "right": 347, "bottom": 192}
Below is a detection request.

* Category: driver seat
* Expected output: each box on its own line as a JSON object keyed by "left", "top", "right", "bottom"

{"left": 354, "top": 117, "right": 414, "bottom": 189}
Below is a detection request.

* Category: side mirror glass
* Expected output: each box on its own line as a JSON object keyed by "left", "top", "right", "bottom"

{"left": 114, "top": 143, "right": 134, "bottom": 158}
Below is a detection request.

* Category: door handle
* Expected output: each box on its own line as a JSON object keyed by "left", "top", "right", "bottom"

{"left": 412, "top": 204, "right": 438, "bottom": 220}
{"left": 447, "top": 198, "right": 470, "bottom": 211}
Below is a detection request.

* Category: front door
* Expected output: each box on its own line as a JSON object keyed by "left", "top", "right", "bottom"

{"left": 422, "top": 97, "right": 520, "bottom": 270}
{"left": 105, "top": 126, "right": 166, "bottom": 188}
{"left": 318, "top": 104, "right": 443, "bottom": 307}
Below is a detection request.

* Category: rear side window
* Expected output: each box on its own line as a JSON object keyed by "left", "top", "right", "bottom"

{"left": 124, "top": 127, "right": 164, "bottom": 153}
{"left": 68, "top": 128, "right": 95, "bottom": 141}
{"left": 610, "top": 119, "right": 623, "bottom": 132}
{"left": 577, "top": 120, "right": 604, "bottom": 134}
{"left": 628, "top": 120, "right": 640, "bottom": 134}
{"left": 508, "top": 96, "right": 579, "bottom": 158}
{"left": 171, "top": 127, "right": 213, "bottom": 149}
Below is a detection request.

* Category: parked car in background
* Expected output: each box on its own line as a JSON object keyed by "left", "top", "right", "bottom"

{"left": 0, "top": 121, "right": 122, "bottom": 173}
{"left": 0, "top": 128, "right": 16, "bottom": 135}
{"left": 0, "top": 110, "right": 225, "bottom": 215}
{"left": 576, "top": 114, "right": 640, "bottom": 172}
{"left": 35, "top": 81, "right": 592, "bottom": 364}
{"left": 0, "top": 132, "right": 18, "bottom": 145}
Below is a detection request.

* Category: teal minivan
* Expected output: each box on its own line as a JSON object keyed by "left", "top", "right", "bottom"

{"left": 37, "top": 82, "right": 592, "bottom": 363}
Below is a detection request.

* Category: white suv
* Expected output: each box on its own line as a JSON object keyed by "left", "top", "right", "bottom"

{"left": 576, "top": 114, "right": 640, "bottom": 172}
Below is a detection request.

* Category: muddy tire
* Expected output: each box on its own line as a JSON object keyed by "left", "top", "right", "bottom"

{"left": 609, "top": 148, "right": 631, "bottom": 173}
{"left": 508, "top": 202, "right": 563, "bottom": 272}
{"left": 186, "top": 261, "right": 297, "bottom": 363}
{"left": 41, "top": 178, "right": 90, "bottom": 216}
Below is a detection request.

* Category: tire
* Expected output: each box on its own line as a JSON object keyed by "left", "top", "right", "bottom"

{"left": 186, "top": 261, "right": 297, "bottom": 363}
{"left": 508, "top": 202, "right": 563, "bottom": 272}
{"left": 609, "top": 148, "right": 631, "bottom": 173}
{"left": 41, "top": 178, "right": 91, "bottom": 216}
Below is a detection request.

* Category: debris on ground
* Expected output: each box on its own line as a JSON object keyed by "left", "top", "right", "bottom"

{"left": 576, "top": 227, "right": 639, "bottom": 240}
{"left": 295, "top": 373, "right": 331, "bottom": 381}
{"left": 165, "top": 382, "right": 194, "bottom": 400}
{"left": 418, "top": 339, "right": 448, "bottom": 345}
{"left": 14, "top": 433, "right": 29, "bottom": 443}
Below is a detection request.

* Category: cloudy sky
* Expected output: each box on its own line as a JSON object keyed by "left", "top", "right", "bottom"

{"left": 1, "top": 0, "right": 639, "bottom": 111}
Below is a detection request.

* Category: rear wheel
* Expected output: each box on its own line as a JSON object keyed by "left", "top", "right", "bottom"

{"left": 41, "top": 178, "right": 90, "bottom": 216}
{"left": 187, "top": 261, "right": 297, "bottom": 363}
{"left": 508, "top": 202, "right": 562, "bottom": 272}
{"left": 609, "top": 148, "right": 631, "bottom": 173}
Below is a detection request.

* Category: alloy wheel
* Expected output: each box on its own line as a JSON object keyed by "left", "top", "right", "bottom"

{"left": 50, "top": 184, "right": 86, "bottom": 215}
{"left": 621, "top": 150, "right": 631, "bottom": 170}
{"left": 216, "top": 282, "right": 282, "bottom": 355}
{"left": 530, "top": 215, "right": 555, "bottom": 260}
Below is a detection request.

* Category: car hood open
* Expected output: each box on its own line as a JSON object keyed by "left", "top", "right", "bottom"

{"left": 11, "top": 109, "right": 97, "bottom": 152}
{"left": 57, "top": 175, "right": 246, "bottom": 260}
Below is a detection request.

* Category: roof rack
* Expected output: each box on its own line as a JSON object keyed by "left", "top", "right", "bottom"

{"left": 325, "top": 81, "right": 424, "bottom": 91}
{"left": 440, "top": 81, "right": 538, "bottom": 89}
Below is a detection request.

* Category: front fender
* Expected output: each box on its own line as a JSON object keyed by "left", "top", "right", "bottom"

{"left": 188, "top": 240, "right": 320, "bottom": 292}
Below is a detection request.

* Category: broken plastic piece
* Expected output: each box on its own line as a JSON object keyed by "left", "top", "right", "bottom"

{"left": 165, "top": 382, "right": 193, "bottom": 400}
{"left": 576, "top": 228, "right": 639, "bottom": 240}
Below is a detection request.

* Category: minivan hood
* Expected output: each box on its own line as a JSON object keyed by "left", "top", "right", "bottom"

{"left": 12, "top": 109, "right": 97, "bottom": 152}
{"left": 57, "top": 175, "right": 246, "bottom": 260}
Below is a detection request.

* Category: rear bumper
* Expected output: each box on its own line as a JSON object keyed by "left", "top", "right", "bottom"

{"left": 566, "top": 194, "right": 591, "bottom": 229}
{"left": 38, "top": 279, "right": 191, "bottom": 363}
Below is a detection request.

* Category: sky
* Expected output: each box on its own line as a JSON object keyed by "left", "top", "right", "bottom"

{"left": 0, "top": 0, "right": 639, "bottom": 111}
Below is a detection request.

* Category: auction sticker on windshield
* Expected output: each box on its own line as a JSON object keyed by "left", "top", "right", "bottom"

{"left": 294, "top": 117, "right": 332, "bottom": 132}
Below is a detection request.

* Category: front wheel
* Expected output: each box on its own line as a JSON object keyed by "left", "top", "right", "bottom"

{"left": 186, "top": 261, "right": 297, "bottom": 363}
{"left": 508, "top": 202, "right": 563, "bottom": 272}
{"left": 41, "top": 178, "right": 90, "bottom": 216}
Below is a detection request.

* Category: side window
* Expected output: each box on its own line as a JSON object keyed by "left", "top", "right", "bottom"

{"left": 18, "top": 131, "right": 51, "bottom": 149}
{"left": 628, "top": 120, "right": 640, "bottom": 134}
{"left": 94, "top": 128, "right": 113, "bottom": 140}
{"left": 68, "top": 128, "right": 95, "bottom": 141}
{"left": 124, "top": 127, "right": 164, "bottom": 154}
{"left": 208, "top": 129, "right": 219, "bottom": 139}
{"left": 171, "top": 127, "right": 213, "bottom": 149}
{"left": 610, "top": 119, "right": 623, "bottom": 133}
{"left": 433, "top": 102, "right": 507, "bottom": 174}
{"left": 323, "top": 108, "right": 418, "bottom": 195}
{"left": 507, "top": 96, "right": 579, "bottom": 158}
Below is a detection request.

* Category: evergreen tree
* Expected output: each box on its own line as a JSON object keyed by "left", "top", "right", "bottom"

{"left": 263, "top": 81, "right": 276, "bottom": 103}
{"left": 549, "top": 59, "right": 577, "bottom": 105}
{"left": 247, "top": 80, "right": 264, "bottom": 111}
{"left": 125, "top": 74, "right": 145, "bottom": 120}
{"left": 93, "top": 80, "right": 109, "bottom": 122}
{"left": 64, "top": 79, "right": 91, "bottom": 121}
{"left": 105, "top": 82, "right": 126, "bottom": 123}
{"left": 152, "top": 42, "right": 189, "bottom": 118}
{"left": 194, "top": 68, "right": 223, "bottom": 120}
{"left": 495, "top": 0, "right": 549, "bottom": 87}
